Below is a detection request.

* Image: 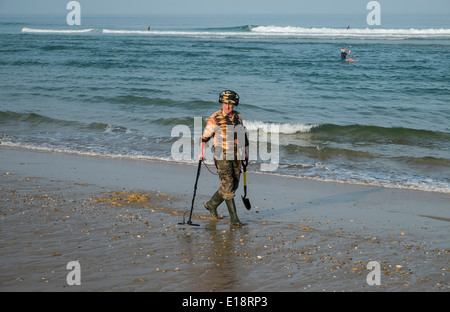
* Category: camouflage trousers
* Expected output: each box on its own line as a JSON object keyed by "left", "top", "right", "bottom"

{"left": 215, "top": 159, "right": 241, "bottom": 200}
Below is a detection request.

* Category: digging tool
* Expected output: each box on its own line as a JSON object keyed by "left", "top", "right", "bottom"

{"left": 241, "top": 159, "right": 251, "bottom": 210}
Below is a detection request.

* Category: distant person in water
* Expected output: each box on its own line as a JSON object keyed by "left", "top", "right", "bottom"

{"left": 147, "top": 26, "right": 151, "bottom": 31}
{"left": 341, "top": 47, "right": 358, "bottom": 62}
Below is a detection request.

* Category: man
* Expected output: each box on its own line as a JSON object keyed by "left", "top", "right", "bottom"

{"left": 341, "top": 47, "right": 350, "bottom": 60}
{"left": 199, "top": 90, "right": 248, "bottom": 226}
{"left": 341, "top": 47, "right": 358, "bottom": 62}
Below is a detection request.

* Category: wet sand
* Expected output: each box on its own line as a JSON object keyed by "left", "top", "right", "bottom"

{"left": 0, "top": 147, "right": 449, "bottom": 292}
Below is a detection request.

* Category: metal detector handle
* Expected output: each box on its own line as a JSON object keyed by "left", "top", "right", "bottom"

{"left": 192, "top": 159, "right": 202, "bottom": 193}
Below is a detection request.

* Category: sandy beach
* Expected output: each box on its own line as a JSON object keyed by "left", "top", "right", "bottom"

{"left": 0, "top": 146, "right": 449, "bottom": 292}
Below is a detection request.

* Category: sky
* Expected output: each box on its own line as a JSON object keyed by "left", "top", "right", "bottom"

{"left": 0, "top": 0, "right": 449, "bottom": 15}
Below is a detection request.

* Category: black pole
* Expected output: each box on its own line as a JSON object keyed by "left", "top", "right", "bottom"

{"left": 179, "top": 159, "right": 202, "bottom": 226}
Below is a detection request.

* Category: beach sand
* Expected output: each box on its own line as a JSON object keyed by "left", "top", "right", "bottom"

{"left": 0, "top": 147, "right": 449, "bottom": 292}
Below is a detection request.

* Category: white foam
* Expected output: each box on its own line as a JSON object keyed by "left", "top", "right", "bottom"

{"left": 102, "top": 29, "right": 239, "bottom": 37}
{"left": 102, "top": 29, "right": 153, "bottom": 34}
{"left": 21, "top": 26, "right": 450, "bottom": 39}
{"left": 21, "top": 27, "right": 94, "bottom": 34}
{"left": 2, "top": 141, "right": 448, "bottom": 193}
{"left": 105, "top": 27, "right": 450, "bottom": 39}
{"left": 108, "top": 26, "right": 450, "bottom": 39}
{"left": 250, "top": 26, "right": 450, "bottom": 38}
{"left": 22, "top": 26, "right": 450, "bottom": 38}
{"left": 244, "top": 120, "right": 319, "bottom": 134}
{"left": 0, "top": 140, "right": 170, "bottom": 163}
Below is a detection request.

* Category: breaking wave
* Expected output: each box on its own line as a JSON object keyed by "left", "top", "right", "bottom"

{"left": 20, "top": 26, "right": 450, "bottom": 39}
{"left": 21, "top": 27, "right": 94, "bottom": 34}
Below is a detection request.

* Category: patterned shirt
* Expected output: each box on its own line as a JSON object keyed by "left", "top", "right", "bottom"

{"left": 202, "top": 109, "right": 247, "bottom": 160}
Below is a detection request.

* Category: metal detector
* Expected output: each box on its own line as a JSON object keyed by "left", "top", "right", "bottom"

{"left": 179, "top": 159, "right": 202, "bottom": 226}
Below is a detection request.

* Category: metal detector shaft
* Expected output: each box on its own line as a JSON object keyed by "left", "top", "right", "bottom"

{"left": 180, "top": 159, "right": 202, "bottom": 226}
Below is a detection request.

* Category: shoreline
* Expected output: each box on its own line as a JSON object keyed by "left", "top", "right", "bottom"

{"left": 1, "top": 142, "right": 447, "bottom": 194}
{"left": 1, "top": 146, "right": 449, "bottom": 291}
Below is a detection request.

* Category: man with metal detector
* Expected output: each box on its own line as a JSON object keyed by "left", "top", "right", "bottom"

{"left": 199, "top": 90, "right": 249, "bottom": 227}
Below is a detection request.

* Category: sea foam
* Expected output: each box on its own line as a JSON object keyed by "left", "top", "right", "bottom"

{"left": 21, "top": 27, "right": 94, "bottom": 34}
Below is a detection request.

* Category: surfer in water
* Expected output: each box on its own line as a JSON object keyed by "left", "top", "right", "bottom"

{"left": 341, "top": 47, "right": 358, "bottom": 62}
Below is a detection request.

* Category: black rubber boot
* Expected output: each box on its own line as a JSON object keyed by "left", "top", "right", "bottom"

{"left": 225, "top": 198, "right": 242, "bottom": 226}
{"left": 204, "top": 191, "right": 223, "bottom": 219}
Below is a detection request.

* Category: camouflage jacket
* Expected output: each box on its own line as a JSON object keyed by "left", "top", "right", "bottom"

{"left": 202, "top": 109, "right": 248, "bottom": 160}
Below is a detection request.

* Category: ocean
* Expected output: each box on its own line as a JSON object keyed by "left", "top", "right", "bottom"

{"left": 0, "top": 13, "right": 449, "bottom": 193}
